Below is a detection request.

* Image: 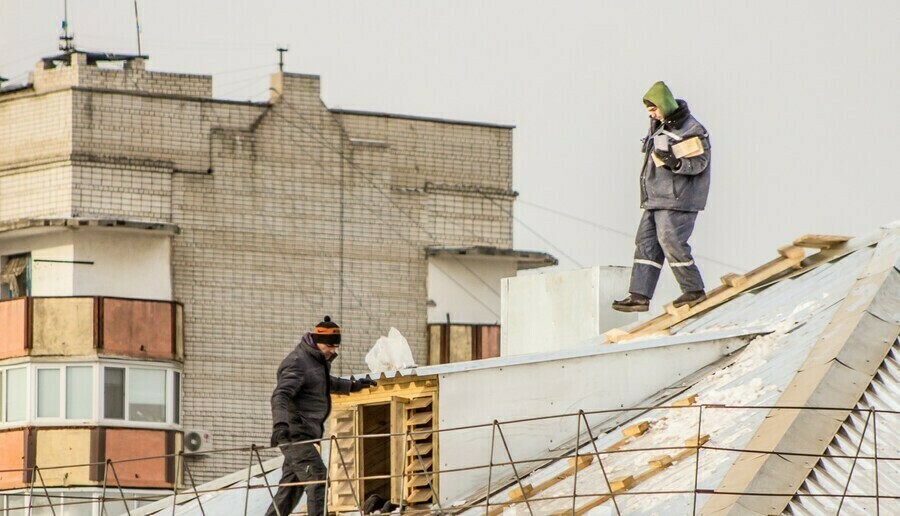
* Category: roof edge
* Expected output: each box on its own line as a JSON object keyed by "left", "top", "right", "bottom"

{"left": 0, "top": 217, "right": 181, "bottom": 236}
{"left": 331, "top": 108, "right": 515, "bottom": 129}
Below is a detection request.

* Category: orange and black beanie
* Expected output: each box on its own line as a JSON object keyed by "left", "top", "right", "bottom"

{"left": 312, "top": 315, "right": 341, "bottom": 345}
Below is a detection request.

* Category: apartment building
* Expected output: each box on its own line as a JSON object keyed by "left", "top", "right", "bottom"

{"left": 0, "top": 49, "right": 553, "bottom": 509}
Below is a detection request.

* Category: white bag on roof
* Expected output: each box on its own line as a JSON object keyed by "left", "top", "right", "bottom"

{"left": 365, "top": 327, "right": 417, "bottom": 374}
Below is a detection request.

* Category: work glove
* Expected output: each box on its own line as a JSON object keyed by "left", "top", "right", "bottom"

{"left": 350, "top": 376, "right": 378, "bottom": 392}
{"left": 653, "top": 149, "right": 681, "bottom": 170}
{"left": 270, "top": 424, "right": 290, "bottom": 447}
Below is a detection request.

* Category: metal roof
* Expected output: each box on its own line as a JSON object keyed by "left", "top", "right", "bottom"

{"left": 468, "top": 235, "right": 895, "bottom": 514}
{"left": 786, "top": 339, "right": 900, "bottom": 515}
{"left": 133, "top": 456, "right": 285, "bottom": 515}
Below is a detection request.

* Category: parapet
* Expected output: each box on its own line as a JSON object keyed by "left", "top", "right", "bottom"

{"left": 31, "top": 51, "right": 213, "bottom": 98}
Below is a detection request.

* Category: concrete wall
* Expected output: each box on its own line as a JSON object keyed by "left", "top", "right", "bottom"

{"left": 501, "top": 266, "right": 636, "bottom": 356}
{"left": 427, "top": 256, "right": 517, "bottom": 325}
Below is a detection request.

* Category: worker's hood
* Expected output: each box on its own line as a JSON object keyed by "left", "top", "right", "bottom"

{"left": 643, "top": 81, "right": 679, "bottom": 118}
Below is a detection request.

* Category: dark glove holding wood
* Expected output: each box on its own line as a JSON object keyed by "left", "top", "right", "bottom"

{"left": 350, "top": 376, "right": 378, "bottom": 392}
{"left": 270, "top": 423, "right": 290, "bottom": 447}
{"left": 653, "top": 149, "right": 681, "bottom": 170}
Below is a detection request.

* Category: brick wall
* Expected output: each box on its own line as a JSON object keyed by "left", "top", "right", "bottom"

{"left": 0, "top": 65, "right": 514, "bottom": 482}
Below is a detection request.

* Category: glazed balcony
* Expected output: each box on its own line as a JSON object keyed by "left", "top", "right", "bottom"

{"left": 0, "top": 297, "right": 183, "bottom": 361}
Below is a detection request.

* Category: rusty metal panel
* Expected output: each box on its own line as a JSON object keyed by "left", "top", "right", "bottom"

{"left": 105, "top": 428, "right": 171, "bottom": 488}
{"left": 103, "top": 298, "right": 174, "bottom": 359}
{"left": 0, "top": 298, "right": 27, "bottom": 359}
{"left": 174, "top": 303, "right": 184, "bottom": 361}
{"left": 480, "top": 325, "right": 501, "bottom": 359}
{"left": 0, "top": 430, "right": 26, "bottom": 489}
{"left": 31, "top": 297, "right": 95, "bottom": 356}
{"left": 35, "top": 428, "right": 93, "bottom": 486}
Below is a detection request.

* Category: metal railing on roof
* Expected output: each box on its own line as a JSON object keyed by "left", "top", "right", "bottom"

{"left": 2, "top": 403, "right": 898, "bottom": 515}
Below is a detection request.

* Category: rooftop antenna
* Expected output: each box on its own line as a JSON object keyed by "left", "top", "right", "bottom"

{"left": 59, "top": 0, "right": 76, "bottom": 52}
{"left": 276, "top": 47, "right": 288, "bottom": 72}
{"left": 133, "top": 0, "right": 143, "bottom": 56}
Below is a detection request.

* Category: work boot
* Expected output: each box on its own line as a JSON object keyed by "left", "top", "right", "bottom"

{"left": 673, "top": 290, "right": 707, "bottom": 308}
{"left": 612, "top": 293, "right": 650, "bottom": 312}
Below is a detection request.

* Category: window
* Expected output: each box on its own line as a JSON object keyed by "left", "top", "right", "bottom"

{"left": 0, "top": 364, "right": 180, "bottom": 426}
{"left": 104, "top": 367, "right": 126, "bottom": 420}
{"left": 6, "top": 368, "right": 26, "bottom": 421}
{"left": 66, "top": 366, "right": 93, "bottom": 419}
{"left": 36, "top": 369, "right": 60, "bottom": 418}
{"left": 0, "top": 253, "right": 30, "bottom": 299}
{"left": 129, "top": 368, "right": 166, "bottom": 422}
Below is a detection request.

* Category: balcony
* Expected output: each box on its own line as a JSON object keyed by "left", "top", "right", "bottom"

{"left": 0, "top": 427, "right": 182, "bottom": 490}
{"left": 0, "top": 297, "right": 183, "bottom": 361}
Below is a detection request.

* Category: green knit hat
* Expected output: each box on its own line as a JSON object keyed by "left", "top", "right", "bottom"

{"left": 643, "top": 81, "right": 678, "bottom": 118}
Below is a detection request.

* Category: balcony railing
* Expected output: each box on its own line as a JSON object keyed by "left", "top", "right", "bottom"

{"left": 0, "top": 297, "right": 183, "bottom": 361}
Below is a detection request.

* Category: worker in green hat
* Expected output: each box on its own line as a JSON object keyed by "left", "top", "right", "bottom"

{"left": 613, "top": 81, "right": 711, "bottom": 312}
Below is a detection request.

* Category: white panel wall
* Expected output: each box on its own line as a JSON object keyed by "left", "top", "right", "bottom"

{"left": 427, "top": 256, "right": 517, "bottom": 324}
{"left": 501, "top": 266, "right": 636, "bottom": 356}
{"left": 435, "top": 334, "right": 749, "bottom": 505}
{"left": 72, "top": 230, "right": 172, "bottom": 300}
{"left": 0, "top": 228, "right": 172, "bottom": 300}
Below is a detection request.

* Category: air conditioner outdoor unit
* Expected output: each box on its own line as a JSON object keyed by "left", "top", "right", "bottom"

{"left": 184, "top": 429, "right": 213, "bottom": 454}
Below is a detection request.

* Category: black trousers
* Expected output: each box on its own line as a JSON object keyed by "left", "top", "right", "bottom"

{"left": 265, "top": 442, "right": 327, "bottom": 516}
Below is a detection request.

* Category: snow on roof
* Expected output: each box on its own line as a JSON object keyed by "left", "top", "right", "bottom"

{"left": 467, "top": 228, "right": 899, "bottom": 515}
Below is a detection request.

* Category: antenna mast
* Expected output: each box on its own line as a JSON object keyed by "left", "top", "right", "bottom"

{"left": 276, "top": 47, "right": 288, "bottom": 72}
{"left": 59, "top": 0, "right": 75, "bottom": 52}
{"left": 133, "top": 0, "right": 143, "bottom": 56}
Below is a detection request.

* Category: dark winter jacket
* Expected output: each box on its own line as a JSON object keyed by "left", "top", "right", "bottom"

{"left": 640, "top": 100, "right": 711, "bottom": 212}
{"left": 271, "top": 333, "right": 353, "bottom": 442}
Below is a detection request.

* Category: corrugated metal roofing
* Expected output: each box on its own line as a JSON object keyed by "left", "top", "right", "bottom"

{"left": 469, "top": 243, "right": 883, "bottom": 515}
{"left": 787, "top": 339, "right": 900, "bottom": 516}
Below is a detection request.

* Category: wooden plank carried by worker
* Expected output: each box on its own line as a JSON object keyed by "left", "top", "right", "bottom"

{"left": 793, "top": 234, "right": 851, "bottom": 249}
{"left": 651, "top": 137, "right": 704, "bottom": 167}
{"left": 604, "top": 242, "right": 806, "bottom": 344}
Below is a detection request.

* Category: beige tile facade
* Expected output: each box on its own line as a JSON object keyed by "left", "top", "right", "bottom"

{"left": 0, "top": 56, "right": 513, "bottom": 481}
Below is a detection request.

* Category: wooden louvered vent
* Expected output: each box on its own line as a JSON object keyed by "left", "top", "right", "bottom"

{"left": 403, "top": 394, "right": 438, "bottom": 506}
{"left": 328, "top": 406, "right": 360, "bottom": 511}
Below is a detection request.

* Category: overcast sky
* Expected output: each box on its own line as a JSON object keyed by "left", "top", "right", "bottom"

{"left": 2, "top": 1, "right": 897, "bottom": 303}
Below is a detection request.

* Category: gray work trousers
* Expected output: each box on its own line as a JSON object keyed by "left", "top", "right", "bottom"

{"left": 628, "top": 209, "right": 704, "bottom": 298}
{"left": 265, "top": 442, "right": 327, "bottom": 516}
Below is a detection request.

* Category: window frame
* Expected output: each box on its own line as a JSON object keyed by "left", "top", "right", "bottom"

{"left": 34, "top": 366, "right": 62, "bottom": 419}
{"left": 0, "top": 360, "right": 182, "bottom": 430}
{"left": 99, "top": 363, "right": 180, "bottom": 428}
{"left": 4, "top": 365, "right": 28, "bottom": 423}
